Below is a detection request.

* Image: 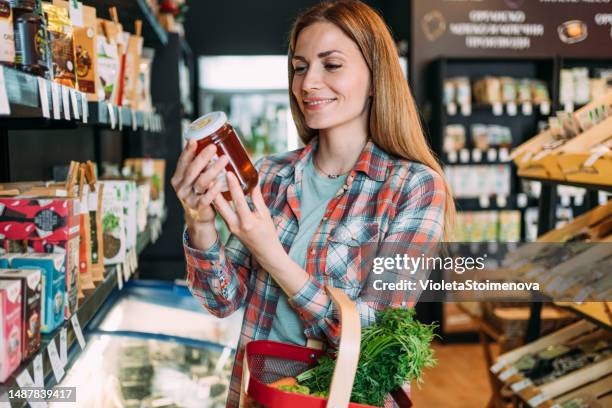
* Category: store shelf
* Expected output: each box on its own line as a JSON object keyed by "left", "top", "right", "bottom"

{"left": 83, "top": 0, "right": 168, "bottom": 46}
{"left": 443, "top": 148, "right": 513, "bottom": 165}
{"left": 522, "top": 176, "right": 612, "bottom": 193}
{"left": 455, "top": 195, "right": 536, "bottom": 211}
{"left": 0, "top": 66, "right": 163, "bottom": 132}
{"left": 556, "top": 302, "right": 612, "bottom": 330}
{"left": 0, "top": 215, "right": 164, "bottom": 405}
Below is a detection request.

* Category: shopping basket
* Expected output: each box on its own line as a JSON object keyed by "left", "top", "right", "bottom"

{"left": 240, "top": 286, "right": 413, "bottom": 408}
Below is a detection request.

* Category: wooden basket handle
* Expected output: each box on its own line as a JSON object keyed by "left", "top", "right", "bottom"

{"left": 325, "top": 286, "right": 361, "bottom": 408}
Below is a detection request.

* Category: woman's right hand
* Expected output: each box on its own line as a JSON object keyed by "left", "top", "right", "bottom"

{"left": 171, "top": 140, "right": 229, "bottom": 245}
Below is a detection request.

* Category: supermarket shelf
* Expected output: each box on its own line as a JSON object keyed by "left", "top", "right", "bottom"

{"left": 443, "top": 148, "right": 513, "bottom": 165}
{"left": 455, "top": 195, "right": 537, "bottom": 211}
{"left": 83, "top": 0, "right": 168, "bottom": 46}
{"left": 0, "top": 215, "right": 163, "bottom": 404}
{"left": 522, "top": 176, "right": 612, "bottom": 193}
{"left": 0, "top": 66, "right": 163, "bottom": 132}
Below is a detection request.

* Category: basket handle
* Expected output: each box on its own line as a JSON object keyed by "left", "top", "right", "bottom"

{"left": 325, "top": 286, "right": 361, "bottom": 408}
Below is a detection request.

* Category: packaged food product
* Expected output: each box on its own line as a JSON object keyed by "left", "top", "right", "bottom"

{"left": 0, "top": 1, "right": 15, "bottom": 65}
{"left": 42, "top": 2, "right": 77, "bottom": 87}
{"left": 100, "top": 180, "right": 127, "bottom": 265}
{"left": 443, "top": 79, "right": 456, "bottom": 106}
{"left": 500, "top": 77, "right": 517, "bottom": 103}
{"left": 77, "top": 171, "right": 95, "bottom": 297}
{"left": 12, "top": 253, "right": 64, "bottom": 334}
{"left": 517, "top": 79, "right": 532, "bottom": 104}
{"left": 454, "top": 77, "right": 471, "bottom": 107}
{"left": 137, "top": 47, "right": 154, "bottom": 111}
{"left": 0, "top": 268, "right": 41, "bottom": 360}
{"left": 471, "top": 124, "right": 489, "bottom": 150}
{"left": 123, "top": 158, "right": 166, "bottom": 217}
{"left": 95, "top": 18, "right": 121, "bottom": 102}
{"left": 531, "top": 80, "right": 551, "bottom": 105}
{"left": 120, "top": 24, "right": 143, "bottom": 107}
{"left": 573, "top": 67, "right": 590, "bottom": 105}
{"left": 184, "top": 112, "right": 258, "bottom": 200}
{"left": 443, "top": 124, "right": 466, "bottom": 153}
{"left": 474, "top": 77, "right": 501, "bottom": 105}
{"left": 12, "top": 8, "right": 47, "bottom": 76}
{"left": 53, "top": 1, "right": 97, "bottom": 96}
{"left": 89, "top": 181, "right": 105, "bottom": 282}
{"left": 499, "top": 211, "right": 521, "bottom": 243}
{"left": 0, "top": 196, "right": 80, "bottom": 319}
{"left": 0, "top": 253, "right": 19, "bottom": 268}
{"left": 0, "top": 279, "right": 21, "bottom": 382}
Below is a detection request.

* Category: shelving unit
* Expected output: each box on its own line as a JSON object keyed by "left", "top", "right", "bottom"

{"left": 0, "top": 214, "right": 165, "bottom": 406}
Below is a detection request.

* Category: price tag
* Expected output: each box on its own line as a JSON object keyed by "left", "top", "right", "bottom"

{"left": 16, "top": 368, "right": 35, "bottom": 389}
{"left": 499, "top": 148, "right": 510, "bottom": 162}
{"left": 522, "top": 102, "right": 533, "bottom": 115}
{"left": 118, "top": 107, "right": 123, "bottom": 129}
{"left": 564, "top": 101, "right": 574, "bottom": 113}
{"left": 496, "top": 195, "right": 507, "bottom": 208}
{"left": 33, "top": 354, "right": 44, "bottom": 387}
{"left": 37, "top": 77, "right": 50, "bottom": 118}
{"left": 490, "top": 361, "right": 506, "bottom": 374}
{"left": 498, "top": 366, "right": 518, "bottom": 381}
{"left": 540, "top": 102, "right": 550, "bottom": 116}
{"left": 70, "top": 88, "right": 80, "bottom": 119}
{"left": 517, "top": 193, "right": 528, "bottom": 208}
{"left": 472, "top": 149, "right": 482, "bottom": 162}
{"left": 59, "top": 327, "right": 68, "bottom": 366}
{"left": 131, "top": 108, "right": 138, "bottom": 130}
{"left": 528, "top": 393, "right": 549, "bottom": 407}
{"left": 487, "top": 148, "right": 497, "bottom": 162}
{"left": 460, "top": 104, "right": 471, "bottom": 116}
{"left": 487, "top": 241, "right": 499, "bottom": 254}
{"left": 574, "top": 194, "right": 584, "bottom": 207}
{"left": 123, "top": 259, "right": 130, "bottom": 281}
{"left": 0, "top": 394, "right": 10, "bottom": 408}
{"left": 448, "top": 151, "right": 458, "bottom": 163}
{"left": 116, "top": 264, "right": 124, "bottom": 290}
{"left": 107, "top": 103, "right": 116, "bottom": 129}
{"left": 81, "top": 91, "right": 88, "bottom": 123}
{"left": 51, "top": 82, "right": 61, "bottom": 120}
{"left": 459, "top": 148, "right": 470, "bottom": 163}
{"left": 71, "top": 315, "right": 86, "bottom": 350}
{"left": 506, "top": 102, "right": 517, "bottom": 116}
{"left": 15, "top": 368, "right": 49, "bottom": 407}
{"left": 144, "top": 112, "right": 150, "bottom": 131}
{"left": 62, "top": 86, "right": 71, "bottom": 120}
{"left": 47, "top": 339, "right": 66, "bottom": 382}
{"left": 446, "top": 102, "right": 457, "bottom": 116}
{"left": 0, "top": 67, "right": 9, "bottom": 115}
{"left": 492, "top": 102, "right": 503, "bottom": 116}
{"left": 479, "top": 195, "right": 491, "bottom": 208}
{"left": 511, "top": 378, "right": 533, "bottom": 393}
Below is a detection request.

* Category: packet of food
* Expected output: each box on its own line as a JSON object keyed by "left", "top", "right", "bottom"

{"left": 42, "top": 2, "right": 78, "bottom": 88}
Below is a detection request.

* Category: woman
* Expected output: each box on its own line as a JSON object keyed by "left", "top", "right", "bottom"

{"left": 171, "top": 1, "right": 455, "bottom": 406}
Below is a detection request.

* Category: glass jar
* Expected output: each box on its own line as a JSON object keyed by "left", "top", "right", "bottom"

{"left": 184, "top": 111, "right": 258, "bottom": 201}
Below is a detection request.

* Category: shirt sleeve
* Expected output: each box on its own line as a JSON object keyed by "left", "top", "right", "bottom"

{"left": 287, "top": 165, "right": 446, "bottom": 346}
{"left": 183, "top": 157, "right": 267, "bottom": 318}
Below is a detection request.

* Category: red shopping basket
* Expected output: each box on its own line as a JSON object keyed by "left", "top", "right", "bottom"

{"left": 241, "top": 286, "right": 413, "bottom": 408}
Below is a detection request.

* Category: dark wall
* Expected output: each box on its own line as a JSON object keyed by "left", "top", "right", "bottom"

{"left": 185, "top": 0, "right": 409, "bottom": 56}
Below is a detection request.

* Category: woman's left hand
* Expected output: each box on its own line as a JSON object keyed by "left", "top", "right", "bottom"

{"left": 213, "top": 172, "right": 285, "bottom": 268}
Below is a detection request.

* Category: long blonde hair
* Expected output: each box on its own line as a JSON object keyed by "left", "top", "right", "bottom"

{"left": 288, "top": 0, "right": 456, "bottom": 240}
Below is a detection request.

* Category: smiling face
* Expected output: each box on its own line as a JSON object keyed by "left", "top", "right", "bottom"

{"left": 291, "top": 21, "right": 372, "bottom": 133}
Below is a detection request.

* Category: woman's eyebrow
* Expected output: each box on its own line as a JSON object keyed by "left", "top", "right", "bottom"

{"left": 292, "top": 50, "right": 344, "bottom": 61}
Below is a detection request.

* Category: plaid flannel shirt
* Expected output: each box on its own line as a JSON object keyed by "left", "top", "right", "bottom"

{"left": 183, "top": 137, "right": 446, "bottom": 407}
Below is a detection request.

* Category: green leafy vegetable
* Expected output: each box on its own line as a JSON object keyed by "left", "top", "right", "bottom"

{"left": 277, "top": 384, "right": 311, "bottom": 395}
{"left": 296, "top": 308, "right": 437, "bottom": 406}
{"left": 102, "top": 213, "right": 119, "bottom": 232}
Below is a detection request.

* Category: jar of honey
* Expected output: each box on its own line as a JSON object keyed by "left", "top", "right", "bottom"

{"left": 184, "top": 112, "right": 258, "bottom": 200}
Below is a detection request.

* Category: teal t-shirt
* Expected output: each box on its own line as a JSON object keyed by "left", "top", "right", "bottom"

{"left": 268, "top": 156, "right": 348, "bottom": 345}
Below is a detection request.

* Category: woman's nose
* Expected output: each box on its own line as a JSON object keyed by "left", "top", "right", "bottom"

{"left": 301, "top": 66, "right": 322, "bottom": 92}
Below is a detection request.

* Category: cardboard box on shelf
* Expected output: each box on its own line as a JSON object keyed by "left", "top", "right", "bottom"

{"left": 0, "top": 279, "right": 22, "bottom": 382}
{"left": 0, "top": 195, "right": 80, "bottom": 320}
{"left": 12, "top": 253, "right": 65, "bottom": 334}
{"left": 0, "top": 268, "right": 42, "bottom": 361}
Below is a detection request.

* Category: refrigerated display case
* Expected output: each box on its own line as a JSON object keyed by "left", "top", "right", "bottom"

{"left": 50, "top": 281, "right": 241, "bottom": 408}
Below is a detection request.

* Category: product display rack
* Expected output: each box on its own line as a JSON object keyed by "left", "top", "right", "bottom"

{"left": 0, "top": 213, "right": 165, "bottom": 407}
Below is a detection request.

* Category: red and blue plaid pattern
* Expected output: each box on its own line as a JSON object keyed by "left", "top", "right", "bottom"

{"left": 184, "top": 137, "right": 446, "bottom": 407}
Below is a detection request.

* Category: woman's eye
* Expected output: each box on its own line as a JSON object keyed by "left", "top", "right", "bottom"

{"left": 294, "top": 66, "right": 307, "bottom": 74}
{"left": 325, "top": 64, "right": 342, "bottom": 71}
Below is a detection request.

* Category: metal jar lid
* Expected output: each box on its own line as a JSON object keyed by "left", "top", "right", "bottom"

{"left": 184, "top": 111, "right": 228, "bottom": 142}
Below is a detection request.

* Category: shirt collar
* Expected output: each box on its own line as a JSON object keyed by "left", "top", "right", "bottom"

{"left": 277, "top": 136, "right": 390, "bottom": 182}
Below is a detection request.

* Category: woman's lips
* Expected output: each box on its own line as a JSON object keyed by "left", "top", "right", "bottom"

{"left": 303, "top": 98, "right": 337, "bottom": 111}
